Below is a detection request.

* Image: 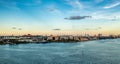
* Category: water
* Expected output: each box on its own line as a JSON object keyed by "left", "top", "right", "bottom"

{"left": 0, "top": 39, "right": 120, "bottom": 64}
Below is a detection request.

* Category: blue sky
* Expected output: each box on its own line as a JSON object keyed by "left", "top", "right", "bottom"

{"left": 0, "top": 0, "right": 120, "bottom": 35}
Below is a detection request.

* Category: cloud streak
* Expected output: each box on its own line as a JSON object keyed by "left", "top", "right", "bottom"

{"left": 65, "top": 16, "right": 92, "bottom": 20}
{"left": 0, "top": 0, "right": 20, "bottom": 10}
{"left": 84, "top": 27, "right": 102, "bottom": 31}
{"left": 94, "top": 0, "right": 104, "bottom": 3}
{"left": 47, "top": 5, "right": 62, "bottom": 15}
{"left": 24, "top": 0, "right": 41, "bottom": 6}
{"left": 65, "top": 0, "right": 83, "bottom": 9}
{"left": 92, "top": 14, "right": 120, "bottom": 20}
{"left": 104, "top": 2, "right": 120, "bottom": 9}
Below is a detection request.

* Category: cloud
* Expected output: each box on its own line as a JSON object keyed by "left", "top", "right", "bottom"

{"left": 92, "top": 13, "right": 120, "bottom": 20}
{"left": 94, "top": 0, "right": 104, "bottom": 3}
{"left": 12, "top": 27, "right": 22, "bottom": 30}
{"left": 98, "top": 27, "right": 102, "bottom": 29}
{"left": 0, "top": 0, "right": 20, "bottom": 10}
{"left": 94, "top": 27, "right": 102, "bottom": 30}
{"left": 64, "top": 16, "right": 92, "bottom": 20}
{"left": 84, "top": 27, "right": 102, "bottom": 31}
{"left": 35, "top": 0, "right": 41, "bottom": 4}
{"left": 85, "top": 28, "right": 90, "bottom": 30}
{"left": 12, "top": 27, "right": 16, "bottom": 29}
{"left": 0, "top": 0, "right": 41, "bottom": 10}
{"left": 65, "top": 0, "right": 83, "bottom": 9}
{"left": 47, "top": 5, "right": 62, "bottom": 15}
{"left": 18, "top": 28, "right": 22, "bottom": 30}
{"left": 24, "top": 0, "right": 41, "bottom": 6}
{"left": 83, "top": 10, "right": 120, "bottom": 21}
{"left": 103, "top": 2, "right": 120, "bottom": 9}
{"left": 53, "top": 29, "right": 61, "bottom": 31}
{"left": 91, "top": 12, "right": 113, "bottom": 20}
{"left": 67, "top": 10, "right": 80, "bottom": 14}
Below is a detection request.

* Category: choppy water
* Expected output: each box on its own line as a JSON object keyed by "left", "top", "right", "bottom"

{"left": 0, "top": 39, "right": 120, "bottom": 64}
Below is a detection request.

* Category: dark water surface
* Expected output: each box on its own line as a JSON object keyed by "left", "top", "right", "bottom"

{"left": 0, "top": 39, "right": 120, "bottom": 64}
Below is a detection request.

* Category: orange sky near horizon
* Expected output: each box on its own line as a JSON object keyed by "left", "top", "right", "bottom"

{"left": 0, "top": 29, "right": 120, "bottom": 36}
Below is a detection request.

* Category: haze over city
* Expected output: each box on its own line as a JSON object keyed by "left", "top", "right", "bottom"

{"left": 0, "top": 0, "right": 120, "bottom": 35}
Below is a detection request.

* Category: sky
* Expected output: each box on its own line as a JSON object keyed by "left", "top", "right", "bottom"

{"left": 0, "top": 0, "right": 120, "bottom": 35}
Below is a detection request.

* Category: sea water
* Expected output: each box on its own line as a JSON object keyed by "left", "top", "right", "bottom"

{"left": 0, "top": 39, "right": 120, "bottom": 64}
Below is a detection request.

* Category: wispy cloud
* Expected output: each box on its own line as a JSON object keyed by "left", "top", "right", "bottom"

{"left": 103, "top": 2, "right": 120, "bottom": 9}
{"left": 47, "top": 5, "right": 62, "bottom": 15}
{"left": 92, "top": 15, "right": 113, "bottom": 20}
{"left": 84, "top": 27, "right": 102, "bottom": 30}
{"left": 65, "top": 0, "right": 83, "bottom": 9}
{"left": 91, "top": 11, "right": 120, "bottom": 21}
{"left": 24, "top": 0, "right": 41, "bottom": 6}
{"left": 94, "top": 0, "right": 104, "bottom": 3}
{"left": 35, "top": 0, "right": 41, "bottom": 4}
{"left": 0, "top": 0, "right": 19, "bottom": 10}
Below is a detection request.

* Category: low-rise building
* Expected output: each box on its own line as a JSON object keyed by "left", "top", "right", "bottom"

{"left": 79, "top": 37, "right": 89, "bottom": 41}
{"left": 73, "top": 36, "right": 80, "bottom": 41}
{"left": 59, "top": 36, "right": 69, "bottom": 41}
{"left": 69, "top": 36, "right": 74, "bottom": 40}
{"left": 47, "top": 36, "right": 53, "bottom": 41}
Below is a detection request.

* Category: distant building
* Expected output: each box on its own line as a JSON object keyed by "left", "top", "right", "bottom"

{"left": 59, "top": 36, "right": 69, "bottom": 41}
{"left": 2, "top": 36, "right": 20, "bottom": 39}
{"left": 79, "top": 37, "right": 89, "bottom": 41}
{"left": 69, "top": 36, "right": 74, "bottom": 40}
{"left": 73, "top": 36, "right": 80, "bottom": 41}
{"left": 98, "top": 34, "right": 102, "bottom": 37}
{"left": 47, "top": 36, "right": 53, "bottom": 41}
{"left": 18, "top": 39, "right": 33, "bottom": 42}
{"left": 54, "top": 36, "right": 59, "bottom": 41}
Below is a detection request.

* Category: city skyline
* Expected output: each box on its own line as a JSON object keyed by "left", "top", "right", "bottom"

{"left": 0, "top": 0, "right": 120, "bottom": 35}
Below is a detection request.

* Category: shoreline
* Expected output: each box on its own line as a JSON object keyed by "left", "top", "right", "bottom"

{"left": 0, "top": 36, "right": 119, "bottom": 45}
